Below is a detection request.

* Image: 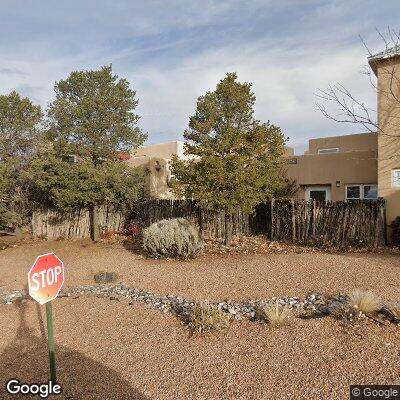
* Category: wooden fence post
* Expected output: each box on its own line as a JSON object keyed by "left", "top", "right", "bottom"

{"left": 291, "top": 199, "right": 296, "bottom": 242}
{"left": 270, "top": 199, "right": 275, "bottom": 240}
{"left": 312, "top": 200, "right": 316, "bottom": 238}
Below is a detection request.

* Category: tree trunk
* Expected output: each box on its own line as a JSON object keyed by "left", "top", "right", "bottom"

{"left": 225, "top": 213, "right": 233, "bottom": 246}
{"left": 89, "top": 205, "right": 100, "bottom": 241}
{"left": 198, "top": 208, "right": 204, "bottom": 239}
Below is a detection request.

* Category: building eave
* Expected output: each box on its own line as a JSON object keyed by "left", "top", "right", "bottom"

{"left": 368, "top": 45, "right": 400, "bottom": 75}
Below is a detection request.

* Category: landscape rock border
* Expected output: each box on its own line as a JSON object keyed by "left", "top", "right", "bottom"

{"left": 0, "top": 283, "right": 354, "bottom": 320}
{"left": 2, "top": 283, "right": 399, "bottom": 326}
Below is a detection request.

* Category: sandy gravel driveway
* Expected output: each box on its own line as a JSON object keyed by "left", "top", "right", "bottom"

{"left": 0, "top": 240, "right": 399, "bottom": 301}
{"left": 0, "top": 297, "right": 399, "bottom": 400}
{"left": 0, "top": 240, "right": 399, "bottom": 399}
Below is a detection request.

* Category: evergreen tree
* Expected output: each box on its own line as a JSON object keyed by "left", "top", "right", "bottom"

{"left": 45, "top": 65, "right": 146, "bottom": 239}
{"left": 0, "top": 91, "right": 43, "bottom": 228}
{"left": 171, "top": 73, "right": 287, "bottom": 245}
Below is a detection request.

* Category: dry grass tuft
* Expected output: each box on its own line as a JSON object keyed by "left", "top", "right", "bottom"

{"left": 188, "top": 303, "right": 229, "bottom": 334}
{"left": 349, "top": 289, "right": 382, "bottom": 315}
{"left": 260, "top": 302, "right": 294, "bottom": 327}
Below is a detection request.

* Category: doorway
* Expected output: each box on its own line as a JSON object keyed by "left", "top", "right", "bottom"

{"left": 305, "top": 186, "right": 331, "bottom": 201}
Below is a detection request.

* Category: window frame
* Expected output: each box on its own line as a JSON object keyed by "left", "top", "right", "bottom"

{"left": 345, "top": 184, "right": 378, "bottom": 201}
{"left": 317, "top": 147, "right": 339, "bottom": 154}
{"left": 392, "top": 169, "right": 400, "bottom": 188}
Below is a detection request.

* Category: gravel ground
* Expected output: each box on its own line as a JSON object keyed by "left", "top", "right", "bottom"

{"left": 1, "top": 241, "right": 399, "bottom": 399}
{"left": 0, "top": 297, "right": 399, "bottom": 400}
{"left": 0, "top": 240, "right": 399, "bottom": 301}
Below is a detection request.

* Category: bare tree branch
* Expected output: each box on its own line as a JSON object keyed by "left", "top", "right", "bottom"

{"left": 316, "top": 28, "right": 400, "bottom": 141}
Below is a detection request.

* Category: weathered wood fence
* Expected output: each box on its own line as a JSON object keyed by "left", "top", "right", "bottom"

{"left": 31, "top": 198, "right": 387, "bottom": 247}
{"left": 32, "top": 206, "right": 125, "bottom": 239}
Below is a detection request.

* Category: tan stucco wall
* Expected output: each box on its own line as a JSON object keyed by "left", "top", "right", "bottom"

{"left": 128, "top": 141, "right": 181, "bottom": 168}
{"left": 307, "top": 132, "right": 377, "bottom": 155}
{"left": 376, "top": 57, "right": 400, "bottom": 226}
{"left": 284, "top": 146, "right": 294, "bottom": 156}
{"left": 146, "top": 157, "right": 175, "bottom": 199}
{"left": 287, "top": 150, "right": 378, "bottom": 201}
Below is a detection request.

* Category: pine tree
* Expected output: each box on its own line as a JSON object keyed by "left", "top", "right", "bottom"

{"left": 171, "top": 73, "right": 287, "bottom": 245}
{"left": 46, "top": 65, "right": 146, "bottom": 239}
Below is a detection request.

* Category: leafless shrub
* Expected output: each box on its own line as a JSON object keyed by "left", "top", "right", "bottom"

{"left": 383, "top": 302, "right": 400, "bottom": 323}
{"left": 349, "top": 289, "right": 382, "bottom": 315}
{"left": 331, "top": 303, "right": 360, "bottom": 322}
{"left": 188, "top": 303, "right": 229, "bottom": 334}
{"left": 142, "top": 218, "right": 203, "bottom": 259}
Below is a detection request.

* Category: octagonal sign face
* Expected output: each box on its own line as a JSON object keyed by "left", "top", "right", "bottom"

{"left": 28, "top": 252, "right": 65, "bottom": 305}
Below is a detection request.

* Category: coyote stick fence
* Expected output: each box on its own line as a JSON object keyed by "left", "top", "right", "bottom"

{"left": 31, "top": 198, "right": 386, "bottom": 247}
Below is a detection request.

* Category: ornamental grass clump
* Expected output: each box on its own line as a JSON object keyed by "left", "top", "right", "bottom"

{"left": 349, "top": 289, "right": 381, "bottom": 315}
{"left": 260, "top": 302, "right": 294, "bottom": 327}
{"left": 142, "top": 218, "right": 203, "bottom": 259}
{"left": 189, "top": 303, "right": 230, "bottom": 334}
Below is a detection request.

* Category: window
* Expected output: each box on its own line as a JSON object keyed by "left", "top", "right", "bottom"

{"left": 392, "top": 169, "right": 400, "bottom": 188}
{"left": 318, "top": 148, "right": 339, "bottom": 154}
{"left": 309, "top": 190, "right": 327, "bottom": 201}
{"left": 345, "top": 184, "right": 378, "bottom": 200}
{"left": 305, "top": 186, "right": 331, "bottom": 201}
{"left": 346, "top": 185, "right": 361, "bottom": 200}
{"left": 363, "top": 185, "right": 378, "bottom": 199}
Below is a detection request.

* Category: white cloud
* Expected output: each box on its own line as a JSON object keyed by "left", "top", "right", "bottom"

{"left": 0, "top": 0, "right": 398, "bottom": 153}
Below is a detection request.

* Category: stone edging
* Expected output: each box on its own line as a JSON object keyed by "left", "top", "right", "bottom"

{"left": 0, "top": 283, "right": 349, "bottom": 320}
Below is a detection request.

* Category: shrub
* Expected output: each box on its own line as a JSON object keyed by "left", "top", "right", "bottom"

{"left": 331, "top": 303, "right": 360, "bottom": 322}
{"left": 349, "top": 289, "right": 381, "bottom": 315}
{"left": 94, "top": 271, "right": 119, "bottom": 284}
{"left": 258, "top": 302, "right": 293, "bottom": 327}
{"left": 142, "top": 218, "right": 203, "bottom": 259}
{"left": 188, "top": 303, "right": 229, "bottom": 334}
{"left": 383, "top": 302, "right": 400, "bottom": 323}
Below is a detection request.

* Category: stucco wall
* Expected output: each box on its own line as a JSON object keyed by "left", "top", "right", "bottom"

{"left": 376, "top": 57, "right": 400, "bottom": 225}
{"left": 128, "top": 141, "right": 181, "bottom": 168}
{"left": 307, "top": 132, "right": 377, "bottom": 155}
{"left": 145, "top": 157, "right": 175, "bottom": 199}
{"left": 287, "top": 150, "right": 378, "bottom": 201}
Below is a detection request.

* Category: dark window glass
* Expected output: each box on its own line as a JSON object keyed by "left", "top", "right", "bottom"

{"left": 363, "top": 185, "right": 377, "bottom": 199}
{"left": 310, "top": 190, "right": 326, "bottom": 201}
{"left": 346, "top": 186, "right": 360, "bottom": 199}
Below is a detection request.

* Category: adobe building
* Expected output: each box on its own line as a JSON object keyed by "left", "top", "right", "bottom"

{"left": 127, "top": 141, "right": 188, "bottom": 199}
{"left": 286, "top": 132, "right": 378, "bottom": 202}
{"left": 127, "top": 45, "right": 400, "bottom": 235}
{"left": 368, "top": 46, "right": 400, "bottom": 230}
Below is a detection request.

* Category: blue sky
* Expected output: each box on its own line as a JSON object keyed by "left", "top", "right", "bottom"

{"left": 0, "top": 0, "right": 399, "bottom": 153}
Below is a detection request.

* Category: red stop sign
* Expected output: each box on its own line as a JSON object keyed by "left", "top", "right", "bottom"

{"left": 28, "top": 253, "right": 65, "bottom": 305}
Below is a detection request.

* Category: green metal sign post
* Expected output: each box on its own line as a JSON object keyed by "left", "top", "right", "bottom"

{"left": 46, "top": 302, "right": 57, "bottom": 382}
